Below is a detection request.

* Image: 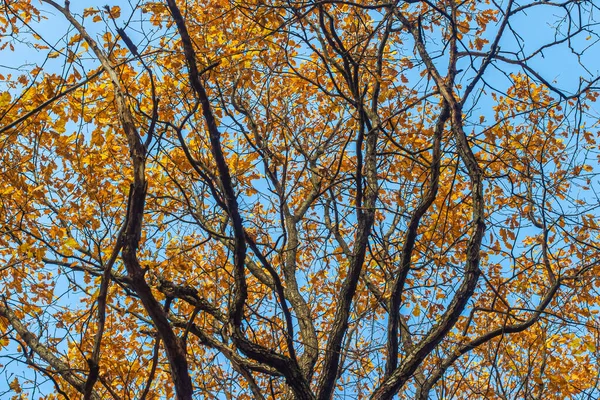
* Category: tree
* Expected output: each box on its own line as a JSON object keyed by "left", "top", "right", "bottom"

{"left": 0, "top": 0, "right": 599, "bottom": 398}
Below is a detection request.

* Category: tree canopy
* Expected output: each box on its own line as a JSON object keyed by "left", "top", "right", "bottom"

{"left": 1, "top": 0, "right": 600, "bottom": 399}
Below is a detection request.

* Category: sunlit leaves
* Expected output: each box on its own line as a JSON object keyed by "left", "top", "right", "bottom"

{"left": 0, "top": 0, "right": 598, "bottom": 399}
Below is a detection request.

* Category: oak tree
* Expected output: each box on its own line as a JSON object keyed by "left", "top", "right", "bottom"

{"left": 1, "top": 0, "right": 600, "bottom": 399}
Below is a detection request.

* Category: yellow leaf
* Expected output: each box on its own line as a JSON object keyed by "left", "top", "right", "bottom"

{"left": 68, "top": 33, "right": 82, "bottom": 46}
{"left": 585, "top": 342, "right": 596, "bottom": 352}
{"left": 0, "top": 91, "right": 11, "bottom": 107}
{"left": 83, "top": 7, "right": 99, "bottom": 17}
{"left": 64, "top": 237, "right": 78, "bottom": 249}
{"left": 9, "top": 377, "right": 21, "bottom": 393}
{"left": 109, "top": 6, "right": 121, "bottom": 19}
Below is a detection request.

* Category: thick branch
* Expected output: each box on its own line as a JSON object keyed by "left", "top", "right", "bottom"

{"left": 41, "top": 1, "right": 194, "bottom": 398}
{"left": 384, "top": 102, "right": 449, "bottom": 376}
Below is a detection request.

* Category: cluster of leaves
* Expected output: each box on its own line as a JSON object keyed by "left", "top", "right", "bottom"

{"left": 0, "top": 0, "right": 599, "bottom": 399}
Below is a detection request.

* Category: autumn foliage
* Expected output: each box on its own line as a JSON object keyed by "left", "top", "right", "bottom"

{"left": 1, "top": 0, "right": 600, "bottom": 399}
